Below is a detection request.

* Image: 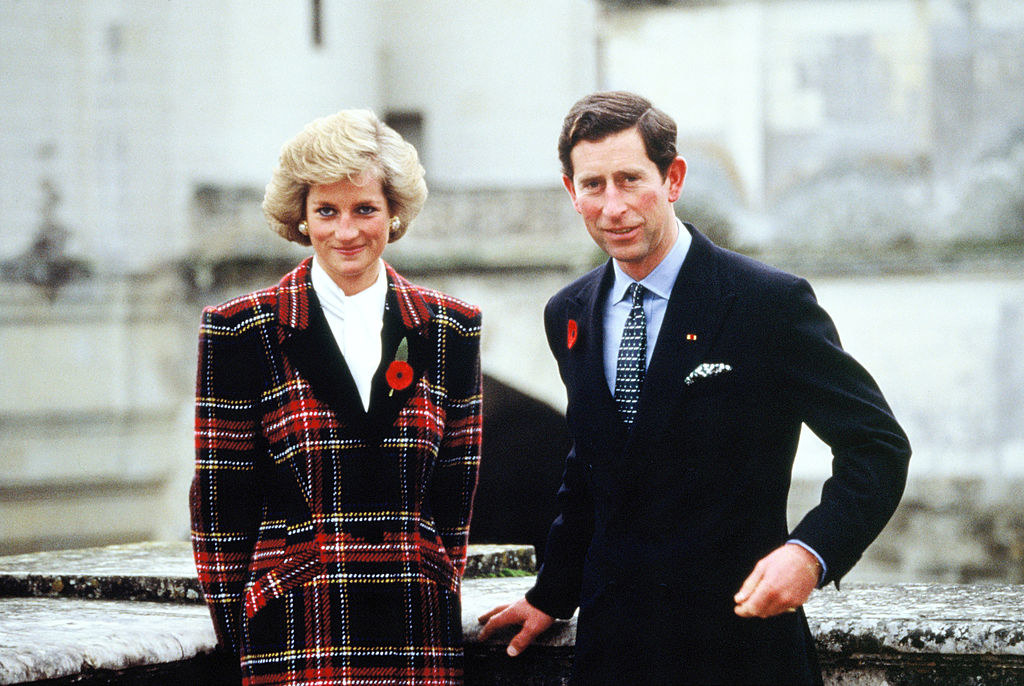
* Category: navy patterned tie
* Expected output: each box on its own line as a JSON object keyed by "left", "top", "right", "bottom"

{"left": 614, "top": 282, "right": 647, "bottom": 424}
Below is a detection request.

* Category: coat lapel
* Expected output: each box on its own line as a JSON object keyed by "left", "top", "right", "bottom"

{"left": 275, "top": 259, "right": 433, "bottom": 436}
{"left": 365, "top": 264, "right": 433, "bottom": 435}
{"left": 276, "top": 259, "right": 367, "bottom": 427}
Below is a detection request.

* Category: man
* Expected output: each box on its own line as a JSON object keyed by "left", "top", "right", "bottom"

{"left": 478, "top": 91, "right": 911, "bottom": 685}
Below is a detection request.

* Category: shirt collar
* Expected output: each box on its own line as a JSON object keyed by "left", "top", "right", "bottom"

{"left": 610, "top": 218, "right": 692, "bottom": 303}
{"left": 310, "top": 256, "right": 388, "bottom": 322}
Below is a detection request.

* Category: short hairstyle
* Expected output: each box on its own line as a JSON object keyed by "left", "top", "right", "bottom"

{"left": 557, "top": 91, "right": 678, "bottom": 179}
{"left": 263, "top": 109, "right": 427, "bottom": 245}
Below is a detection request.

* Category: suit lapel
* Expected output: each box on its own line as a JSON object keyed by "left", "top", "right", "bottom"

{"left": 566, "top": 263, "right": 629, "bottom": 454}
{"left": 629, "top": 226, "right": 736, "bottom": 451}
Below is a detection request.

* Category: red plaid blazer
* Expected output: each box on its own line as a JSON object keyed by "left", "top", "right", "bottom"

{"left": 190, "top": 258, "right": 482, "bottom": 685}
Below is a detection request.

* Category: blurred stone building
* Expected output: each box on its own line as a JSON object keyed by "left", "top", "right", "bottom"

{"left": 3, "top": 0, "right": 1023, "bottom": 274}
{"left": 1, "top": 0, "right": 1023, "bottom": 579}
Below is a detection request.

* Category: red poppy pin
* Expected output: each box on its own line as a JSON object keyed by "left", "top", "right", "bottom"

{"left": 386, "top": 337, "right": 413, "bottom": 395}
{"left": 567, "top": 319, "right": 578, "bottom": 350}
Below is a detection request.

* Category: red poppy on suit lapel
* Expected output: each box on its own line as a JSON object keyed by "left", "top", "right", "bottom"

{"left": 567, "top": 319, "right": 578, "bottom": 350}
{"left": 387, "top": 337, "right": 414, "bottom": 393}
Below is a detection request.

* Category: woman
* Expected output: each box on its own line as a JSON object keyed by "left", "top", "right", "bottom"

{"left": 190, "top": 110, "right": 482, "bottom": 685}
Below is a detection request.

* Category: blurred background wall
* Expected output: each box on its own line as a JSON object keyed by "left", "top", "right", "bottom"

{"left": 1, "top": 0, "right": 1022, "bottom": 583}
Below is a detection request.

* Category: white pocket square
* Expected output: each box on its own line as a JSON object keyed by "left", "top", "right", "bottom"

{"left": 684, "top": 363, "right": 733, "bottom": 386}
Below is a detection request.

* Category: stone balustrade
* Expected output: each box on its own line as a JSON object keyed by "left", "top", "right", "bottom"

{"left": 1, "top": 543, "right": 1022, "bottom": 685}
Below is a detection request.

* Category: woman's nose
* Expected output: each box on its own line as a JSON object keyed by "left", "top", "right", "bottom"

{"left": 333, "top": 216, "right": 359, "bottom": 239}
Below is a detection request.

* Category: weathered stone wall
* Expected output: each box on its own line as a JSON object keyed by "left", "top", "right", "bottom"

{"left": 789, "top": 478, "right": 1024, "bottom": 586}
{"left": 2, "top": 544, "right": 1024, "bottom": 685}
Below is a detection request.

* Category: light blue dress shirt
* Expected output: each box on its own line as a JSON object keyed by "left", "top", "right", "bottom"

{"left": 602, "top": 220, "right": 691, "bottom": 392}
{"left": 601, "top": 220, "right": 826, "bottom": 584}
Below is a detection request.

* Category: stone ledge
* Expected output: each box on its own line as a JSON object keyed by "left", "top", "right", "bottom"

{"left": 0, "top": 597, "right": 216, "bottom": 685}
{"left": 806, "top": 584, "right": 1024, "bottom": 656}
{"left": 0, "top": 541, "right": 535, "bottom": 603}
{"left": 465, "top": 579, "right": 1024, "bottom": 681}
{"left": 0, "top": 579, "right": 563, "bottom": 686}
{"left": 5, "top": 580, "right": 1024, "bottom": 685}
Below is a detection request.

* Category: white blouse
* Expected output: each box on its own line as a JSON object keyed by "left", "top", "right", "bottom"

{"left": 310, "top": 258, "right": 387, "bottom": 411}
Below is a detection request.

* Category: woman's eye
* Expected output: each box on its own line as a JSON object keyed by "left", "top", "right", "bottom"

{"left": 316, "top": 207, "right": 336, "bottom": 217}
{"left": 356, "top": 205, "right": 379, "bottom": 215}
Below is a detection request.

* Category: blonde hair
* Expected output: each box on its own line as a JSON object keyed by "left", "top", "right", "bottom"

{"left": 262, "top": 109, "right": 427, "bottom": 245}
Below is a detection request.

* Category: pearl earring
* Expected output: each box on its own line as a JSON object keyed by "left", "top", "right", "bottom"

{"left": 297, "top": 221, "right": 309, "bottom": 236}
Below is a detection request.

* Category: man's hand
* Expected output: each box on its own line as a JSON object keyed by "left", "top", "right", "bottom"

{"left": 477, "top": 597, "right": 555, "bottom": 657}
{"left": 733, "top": 543, "right": 821, "bottom": 618}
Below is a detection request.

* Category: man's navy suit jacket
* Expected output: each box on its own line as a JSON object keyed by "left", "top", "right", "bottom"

{"left": 525, "top": 225, "right": 911, "bottom": 685}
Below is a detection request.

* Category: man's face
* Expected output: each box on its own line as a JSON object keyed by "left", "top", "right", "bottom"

{"left": 563, "top": 127, "right": 686, "bottom": 281}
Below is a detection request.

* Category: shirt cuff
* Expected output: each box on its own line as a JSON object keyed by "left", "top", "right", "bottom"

{"left": 786, "top": 539, "right": 827, "bottom": 585}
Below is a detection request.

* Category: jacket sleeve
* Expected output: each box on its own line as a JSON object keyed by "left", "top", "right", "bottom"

{"left": 431, "top": 306, "right": 483, "bottom": 583}
{"left": 525, "top": 298, "right": 595, "bottom": 619}
{"left": 189, "top": 307, "right": 262, "bottom": 655}
{"left": 777, "top": 277, "right": 911, "bottom": 586}
{"left": 525, "top": 443, "right": 593, "bottom": 619}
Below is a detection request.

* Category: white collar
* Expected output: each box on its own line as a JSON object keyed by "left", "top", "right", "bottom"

{"left": 310, "top": 257, "right": 388, "bottom": 322}
{"left": 309, "top": 257, "right": 387, "bottom": 411}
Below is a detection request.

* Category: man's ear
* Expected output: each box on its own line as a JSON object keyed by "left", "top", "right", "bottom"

{"left": 666, "top": 156, "right": 687, "bottom": 203}
{"left": 562, "top": 174, "right": 581, "bottom": 213}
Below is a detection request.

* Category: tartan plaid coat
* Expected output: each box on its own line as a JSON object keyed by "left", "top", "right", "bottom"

{"left": 190, "top": 258, "right": 482, "bottom": 685}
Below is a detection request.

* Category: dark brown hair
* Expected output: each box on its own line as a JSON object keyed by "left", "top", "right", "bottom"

{"left": 557, "top": 91, "right": 678, "bottom": 179}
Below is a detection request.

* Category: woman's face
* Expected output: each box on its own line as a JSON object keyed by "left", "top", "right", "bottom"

{"left": 306, "top": 174, "right": 391, "bottom": 295}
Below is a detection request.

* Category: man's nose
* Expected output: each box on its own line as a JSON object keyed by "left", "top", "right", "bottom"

{"left": 601, "top": 187, "right": 628, "bottom": 218}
